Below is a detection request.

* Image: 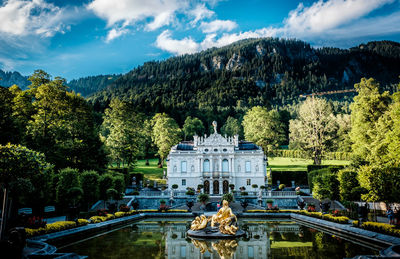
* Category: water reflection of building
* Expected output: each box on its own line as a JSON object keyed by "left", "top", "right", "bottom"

{"left": 162, "top": 220, "right": 301, "bottom": 259}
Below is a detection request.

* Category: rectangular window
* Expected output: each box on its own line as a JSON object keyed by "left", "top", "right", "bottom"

{"left": 246, "top": 179, "right": 251, "bottom": 186}
{"left": 245, "top": 161, "right": 251, "bottom": 173}
{"left": 181, "top": 161, "right": 187, "bottom": 173}
{"left": 182, "top": 179, "right": 186, "bottom": 186}
{"left": 222, "top": 160, "right": 229, "bottom": 172}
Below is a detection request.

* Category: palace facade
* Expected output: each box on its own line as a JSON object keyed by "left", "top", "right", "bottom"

{"left": 167, "top": 122, "right": 267, "bottom": 195}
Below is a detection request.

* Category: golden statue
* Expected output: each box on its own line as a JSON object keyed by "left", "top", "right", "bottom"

{"left": 211, "top": 200, "right": 237, "bottom": 228}
{"left": 190, "top": 200, "right": 238, "bottom": 235}
{"left": 190, "top": 215, "right": 209, "bottom": 230}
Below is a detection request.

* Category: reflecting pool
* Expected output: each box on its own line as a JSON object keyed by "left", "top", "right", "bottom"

{"left": 59, "top": 218, "right": 378, "bottom": 259}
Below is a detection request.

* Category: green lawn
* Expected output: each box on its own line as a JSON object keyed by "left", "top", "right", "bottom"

{"left": 267, "top": 157, "right": 350, "bottom": 171}
{"left": 132, "top": 158, "right": 165, "bottom": 183}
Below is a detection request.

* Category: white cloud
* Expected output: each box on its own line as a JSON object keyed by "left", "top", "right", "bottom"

{"left": 284, "top": 0, "right": 395, "bottom": 36}
{"left": 155, "top": 27, "right": 280, "bottom": 55}
{"left": 199, "top": 19, "right": 237, "bottom": 33}
{"left": 156, "top": 0, "right": 400, "bottom": 55}
{"left": 88, "top": 0, "right": 188, "bottom": 41}
{"left": 106, "top": 27, "right": 129, "bottom": 42}
{"left": 0, "top": 0, "right": 68, "bottom": 37}
{"left": 155, "top": 30, "right": 199, "bottom": 55}
{"left": 188, "top": 4, "right": 214, "bottom": 25}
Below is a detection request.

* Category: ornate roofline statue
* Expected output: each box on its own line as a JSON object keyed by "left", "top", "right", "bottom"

{"left": 212, "top": 121, "right": 217, "bottom": 134}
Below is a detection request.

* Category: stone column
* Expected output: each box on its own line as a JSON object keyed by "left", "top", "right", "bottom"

{"left": 219, "top": 157, "right": 222, "bottom": 172}
{"left": 219, "top": 178, "right": 223, "bottom": 195}
{"left": 210, "top": 177, "right": 214, "bottom": 194}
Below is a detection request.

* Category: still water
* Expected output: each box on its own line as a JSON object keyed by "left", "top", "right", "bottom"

{"left": 59, "top": 218, "right": 378, "bottom": 259}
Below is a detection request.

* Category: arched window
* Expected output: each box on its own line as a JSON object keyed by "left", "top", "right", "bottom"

{"left": 203, "top": 159, "right": 210, "bottom": 172}
{"left": 222, "top": 159, "right": 229, "bottom": 172}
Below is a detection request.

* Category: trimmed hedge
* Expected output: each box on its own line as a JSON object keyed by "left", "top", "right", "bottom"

{"left": 307, "top": 166, "right": 344, "bottom": 190}
{"left": 307, "top": 165, "right": 344, "bottom": 173}
{"left": 272, "top": 150, "right": 351, "bottom": 161}
{"left": 271, "top": 171, "right": 308, "bottom": 186}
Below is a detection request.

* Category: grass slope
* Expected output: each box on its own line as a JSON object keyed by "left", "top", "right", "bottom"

{"left": 267, "top": 157, "right": 350, "bottom": 171}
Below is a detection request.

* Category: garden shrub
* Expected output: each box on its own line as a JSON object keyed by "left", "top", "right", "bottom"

{"left": 360, "top": 222, "right": 400, "bottom": 237}
{"left": 25, "top": 221, "right": 77, "bottom": 237}
{"left": 271, "top": 171, "right": 308, "bottom": 186}
{"left": 76, "top": 219, "right": 89, "bottom": 226}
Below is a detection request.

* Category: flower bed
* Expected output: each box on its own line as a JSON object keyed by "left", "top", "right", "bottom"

{"left": 246, "top": 209, "right": 350, "bottom": 224}
{"left": 246, "top": 209, "right": 298, "bottom": 213}
{"left": 296, "top": 210, "right": 350, "bottom": 224}
{"left": 25, "top": 220, "right": 88, "bottom": 237}
{"left": 352, "top": 221, "right": 400, "bottom": 237}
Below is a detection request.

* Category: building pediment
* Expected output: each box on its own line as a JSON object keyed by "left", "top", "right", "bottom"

{"left": 200, "top": 133, "right": 232, "bottom": 146}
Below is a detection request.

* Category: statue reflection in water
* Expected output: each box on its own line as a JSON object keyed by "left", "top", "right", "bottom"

{"left": 191, "top": 239, "right": 238, "bottom": 259}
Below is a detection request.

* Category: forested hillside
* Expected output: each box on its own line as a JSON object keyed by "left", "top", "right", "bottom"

{"left": 67, "top": 74, "right": 120, "bottom": 97}
{"left": 88, "top": 39, "right": 400, "bottom": 124}
{"left": 0, "top": 69, "right": 29, "bottom": 88}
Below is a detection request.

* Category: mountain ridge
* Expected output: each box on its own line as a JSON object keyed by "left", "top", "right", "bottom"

{"left": 87, "top": 38, "right": 400, "bottom": 122}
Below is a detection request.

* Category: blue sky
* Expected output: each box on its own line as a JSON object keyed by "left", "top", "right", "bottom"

{"left": 0, "top": 0, "right": 399, "bottom": 80}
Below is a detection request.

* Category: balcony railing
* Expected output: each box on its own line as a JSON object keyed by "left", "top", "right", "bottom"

{"left": 202, "top": 171, "right": 230, "bottom": 178}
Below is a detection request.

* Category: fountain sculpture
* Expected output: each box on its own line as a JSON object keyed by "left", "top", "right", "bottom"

{"left": 187, "top": 200, "right": 245, "bottom": 238}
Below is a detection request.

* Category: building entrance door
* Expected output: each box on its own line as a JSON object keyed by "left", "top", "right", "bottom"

{"left": 204, "top": 180, "right": 210, "bottom": 194}
{"left": 213, "top": 180, "right": 219, "bottom": 195}
{"left": 223, "top": 180, "right": 229, "bottom": 194}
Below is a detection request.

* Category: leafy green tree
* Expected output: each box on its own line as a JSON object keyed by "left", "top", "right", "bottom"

{"left": 221, "top": 116, "right": 242, "bottom": 137}
{"left": 101, "top": 99, "right": 145, "bottom": 167}
{"left": 350, "top": 78, "right": 391, "bottom": 165}
{"left": 382, "top": 91, "right": 400, "bottom": 166}
{"left": 338, "top": 168, "right": 364, "bottom": 201}
{"left": 242, "top": 106, "right": 285, "bottom": 155}
{"left": 182, "top": 116, "right": 205, "bottom": 140}
{"left": 27, "top": 71, "right": 107, "bottom": 170}
{"left": 0, "top": 87, "right": 18, "bottom": 144}
{"left": 56, "top": 168, "right": 80, "bottom": 208}
{"left": 0, "top": 144, "right": 53, "bottom": 238}
{"left": 333, "top": 114, "right": 352, "bottom": 152}
{"left": 113, "top": 175, "right": 125, "bottom": 195}
{"left": 151, "top": 113, "right": 181, "bottom": 167}
{"left": 8, "top": 85, "right": 35, "bottom": 143}
{"left": 99, "top": 174, "right": 114, "bottom": 206}
{"left": 80, "top": 170, "right": 99, "bottom": 210}
{"left": 357, "top": 165, "right": 400, "bottom": 203}
{"left": 312, "top": 172, "right": 340, "bottom": 201}
{"left": 289, "top": 97, "right": 337, "bottom": 165}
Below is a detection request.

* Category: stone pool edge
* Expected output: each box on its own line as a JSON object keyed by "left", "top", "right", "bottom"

{"left": 290, "top": 213, "right": 400, "bottom": 249}
{"left": 30, "top": 212, "right": 194, "bottom": 246}
{"left": 28, "top": 212, "right": 400, "bottom": 254}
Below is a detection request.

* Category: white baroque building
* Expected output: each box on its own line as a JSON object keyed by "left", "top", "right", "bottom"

{"left": 167, "top": 122, "right": 267, "bottom": 195}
